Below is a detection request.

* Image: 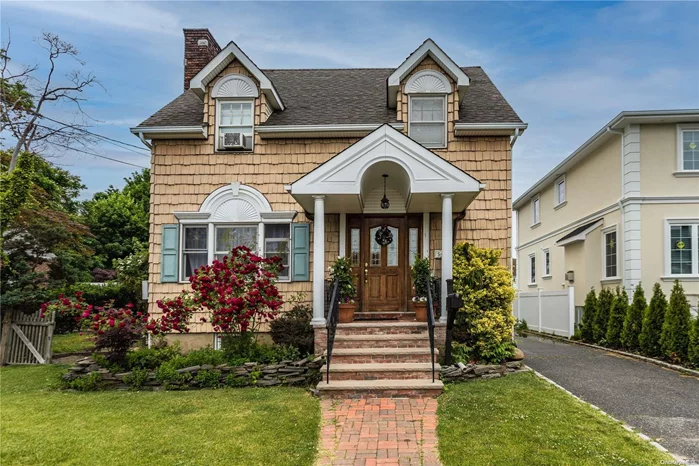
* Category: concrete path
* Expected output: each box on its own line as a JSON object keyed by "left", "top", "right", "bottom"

{"left": 317, "top": 398, "right": 440, "bottom": 466}
{"left": 517, "top": 336, "right": 699, "bottom": 461}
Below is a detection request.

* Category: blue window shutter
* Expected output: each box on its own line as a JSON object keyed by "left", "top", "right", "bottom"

{"left": 291, "top": 223, "right": 310, "bottom": 282}
{"left": 161, "top": 224, "right": 179, "bottom": 283}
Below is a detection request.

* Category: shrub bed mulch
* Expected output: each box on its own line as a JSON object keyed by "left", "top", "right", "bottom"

{"left": 64, "top": 355, "right": 325, "bottom": 390}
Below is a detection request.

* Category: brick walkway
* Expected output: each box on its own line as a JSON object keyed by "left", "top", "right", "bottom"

{"left": 317, "top": 398, "right": 441, "bottom": 466}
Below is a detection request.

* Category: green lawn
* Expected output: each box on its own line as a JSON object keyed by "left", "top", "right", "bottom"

{"left": 438, "top": 372, "right": 673, "bottom": 466}
{"left": 51, "top": 332, "right": 94, "bottom": 354}
{"left": 0, "top": 365, "right": 321, "bottom": 466}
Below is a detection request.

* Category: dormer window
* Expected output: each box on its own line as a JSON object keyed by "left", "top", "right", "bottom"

{"left": 212, "top": 74, "right": 259, "bottom": 152}
{"left": 405, "top": 70, "right": 451, "bottom": 149}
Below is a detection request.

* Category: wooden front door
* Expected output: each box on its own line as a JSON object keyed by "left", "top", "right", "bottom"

{"left": 362, "top": 217, "right": 406, "bottom": 312}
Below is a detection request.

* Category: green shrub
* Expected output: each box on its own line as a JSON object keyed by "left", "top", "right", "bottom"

{"left": 689, "top": 313, "right": 699, "bottom": 368}
{"left": 269, "top": 304, "right": 314, "bottom": 355}
{"left": 194, "top": 369, "right": 222, "bottom": 388}
{"left": 451, "top": 243, "right": 515, "bottom": 364}
{"left": 622, "top": 283, "right": 646, "bottom": 351}
{"left": 660, "top": 281, "right": 691, "bottom": 363}
{"left": 594, "top": 288, "right": 614, "bottom": 343}
{"left": 580, "top": 288, "right": 597, "bottom": 343}
{"left": 221, "top": 334, "right": 300, "bottom": 365}
{"left": 65, "top": 372, "right": 102, "bottom": 391}
{"left": 514, "top": 319, "right": 529, "bottom": 338}
{"left": 639, "top": 283, "right": 667, "bottom": 358}
{"left": 126, "top": 342, "right": 181, "bottom": 370}
{"left": 123, "top": 368, "right": 150, "bottom": 389}
{"left": 606, "top": 287, "right": 627, "bottom": 348}
{"left": 411, "top": 255, "right": 431, "bottom": 300}
{"left": 154, "top": 363, "right": 191, "bottom": 389}
{"left": 225, "top": 372, "right": 249, "bottom": 387}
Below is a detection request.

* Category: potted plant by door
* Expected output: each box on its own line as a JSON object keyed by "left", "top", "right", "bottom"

{"left": 329, "top": 257, "right": 357, "bottom": 323}
{"left": 411, "top": 256, "right": 431, "bottom": 322}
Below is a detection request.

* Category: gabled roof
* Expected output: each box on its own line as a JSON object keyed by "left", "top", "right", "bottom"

{"left": 188, "top": 41, "right": 284, "bottom": 110}
{"left": 387, "top": 39, "right": 470, "bottom": 107}
{"left": 555, "top": 219, "right": 603, "bottom": 246}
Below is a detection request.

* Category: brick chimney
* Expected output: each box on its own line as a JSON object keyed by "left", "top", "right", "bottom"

{"left": 183, "top": 29, "right": 221, "bottom": 91}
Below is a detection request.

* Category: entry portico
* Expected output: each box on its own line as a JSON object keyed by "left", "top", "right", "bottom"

{"left": 288, "top": 125, "right": 483, "bottom": 325}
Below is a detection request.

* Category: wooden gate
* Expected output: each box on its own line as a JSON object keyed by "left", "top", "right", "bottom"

{"left": 0, "top": 310, "right": 56, "bottom": 365}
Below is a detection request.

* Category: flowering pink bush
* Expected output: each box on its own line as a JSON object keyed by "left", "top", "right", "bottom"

{"left": 153, "top": 246, "right": 284, "bottom": 336}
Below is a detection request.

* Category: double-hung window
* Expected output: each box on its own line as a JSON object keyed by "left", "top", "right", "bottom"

{"left": 182, "top": 226, "right": 209, "bottom": 280}
{"left": 555, "top": 175, "right": 566, "bottom": 207}
{"left": 218, "top": 100, "right": 253, "bottom": 151}
{"left": 678, "top": 125, "right": 699, "bottom": 173}
{"left": 264, "top": 224, "right": 291, "bottom": 280}
{"left": 529, "top": 253, "right": 536, "bottom": 285}
{"left": 532, "top": 195, "right": 541, "bottom": 226}
{"left": 543, "top": 248, "right": 551, "bottom": 277}
{"left": 409, "top": 96, "right": 446, "bottom": 148}
{"left": 666, "top": 220, "right": 699, "bottom": 277}
{"left": 603, "top": 227, "right": 619, "bottom": 279}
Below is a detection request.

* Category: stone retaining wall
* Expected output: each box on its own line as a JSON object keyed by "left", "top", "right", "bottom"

{"left": 63, "top": 356, "right": 325, "bottom": 390}
{"left": 440, "top": 361, "right": 529, "bottom": 382}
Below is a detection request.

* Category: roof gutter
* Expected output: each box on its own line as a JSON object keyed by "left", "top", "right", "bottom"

{"left": 454, "top": 122, "right": 528, "bottom": 137}
{"left": 129, "top": 125, "right": 207, "bottom": 140}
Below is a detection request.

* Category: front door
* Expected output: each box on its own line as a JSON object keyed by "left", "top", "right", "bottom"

{"left": 362, "top": 217, "right": 406, "bottom": 313}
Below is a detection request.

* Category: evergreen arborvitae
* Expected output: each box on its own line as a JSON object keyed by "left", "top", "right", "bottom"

{"left": 594, "top": 288, "right": 614, "bottom": 343}
{"left": 660, "top": 281, "right": 692, "bottom": 363}
{"left": 622, "top": 283, "right": 646, "bottom": 351}
{"left": 606, "top": 287, "right": 627, "bottom": 348}
{"left": 639, "top": 283, "right": 667, "bottom": 358}
{"left": 580, "top": 288, "right": 597, "bottom": 343}
{"left": 689, "top": 313, "right": 699, "bottom": 368}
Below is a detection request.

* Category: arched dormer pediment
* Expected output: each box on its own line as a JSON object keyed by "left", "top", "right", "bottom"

{"left": 404, "top": 70, "right": 451, "bottom": 95}
{"left": 211, "top": 74, "right": 259, "bottom": 99}
{"left": 174, "top": 182, "right": 272, "bottom": 222}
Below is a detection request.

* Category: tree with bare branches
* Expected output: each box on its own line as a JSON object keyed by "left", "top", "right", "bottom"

{"left": 1, "top": 31, "right": 102, "bottom": 172}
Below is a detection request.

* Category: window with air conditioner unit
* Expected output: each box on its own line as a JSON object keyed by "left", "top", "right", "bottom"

{"left": 217, "top": 100, "right": 253, "bottom": 151}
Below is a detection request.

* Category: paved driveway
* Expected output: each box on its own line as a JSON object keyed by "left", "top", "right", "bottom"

{"left": 517, "top": 336, "right": 699, "bottom": 461}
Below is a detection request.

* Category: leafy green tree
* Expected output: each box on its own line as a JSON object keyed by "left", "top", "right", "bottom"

{"left": 640, "top": 283, "right": 667, "bottom": 358}
{"left": 606, "top": 287, "right": 627, "bottom": 348}
{"left": 689, "top": 313, "right": 699, "bottom": 368}
{"left": 622, "top": 283, "right": 646, "bottom": 351}
{"left": 594, "top": 287, "right": 614, "bottom": 343}
{"left": 580, "top": 288, "right": 597, "bottom": 343}
{"left": 660, "top": 281, "right": 691, "bottom": 363}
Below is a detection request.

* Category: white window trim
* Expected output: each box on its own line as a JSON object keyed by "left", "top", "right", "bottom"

{"left": 215, "top": 98, "right": 255, "bottom": 152}
{"left": 554, "top": 174, "right": 566, "bottom": 209}
{"left": 663, "top": 218, "right": 699, "bottom": 279}
{"left": 531, "top": 194, "right": 541, "bottom": 228}
{"left": 408, "top": 95, "right": 447, "bottom": 149}
{"left": 676, "top": 124, "right": 699, "bottom": 175}
{"left": 601, "top": 224, "right": 620, "bottom": 280}
{"left": 542, "top": 248, "right": 551, "bottom": 279}
{"left": 528, "top": 253, "right": 537, "bottom": 286}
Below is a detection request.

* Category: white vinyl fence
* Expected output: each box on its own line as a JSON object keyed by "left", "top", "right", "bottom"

{"left": 513, "top": 287, "right": 575, "bottom": 338}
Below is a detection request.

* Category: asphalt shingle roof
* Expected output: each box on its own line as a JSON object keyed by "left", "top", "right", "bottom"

{"left": 137, "top": 66, "right": 522, "bottom": 128}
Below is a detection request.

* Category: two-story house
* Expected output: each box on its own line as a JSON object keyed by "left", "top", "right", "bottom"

{"left": 514, "top": 110, "right": 699, "bottom": 329}
{"left": 131, "top": 29, "right": 524, "bottom": 394}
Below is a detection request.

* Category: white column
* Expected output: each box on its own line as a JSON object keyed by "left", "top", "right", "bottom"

{"left": 440, "top": 194, "right": 454, "bottom": 323}
{"left": 312, "top": 195, "right": 326, "bottom": 325}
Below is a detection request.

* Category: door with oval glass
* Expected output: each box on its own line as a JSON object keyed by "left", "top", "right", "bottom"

{"left": 362, "top": 217, "right": 406, "bottom": 313}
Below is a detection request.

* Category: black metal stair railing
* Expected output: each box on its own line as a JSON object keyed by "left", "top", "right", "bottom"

{"left": 425, "top": 276, "right": 437, "bottom": 383}
{"left": 325, "top": 278, "right": 340, "bottom": 384}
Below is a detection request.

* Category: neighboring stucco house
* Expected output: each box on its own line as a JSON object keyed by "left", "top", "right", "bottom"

{"left": 514, "top": 110, "right": 699, "bottom": 323}
{"left": 131, "top": 29, "right": 525, "bottom": 362}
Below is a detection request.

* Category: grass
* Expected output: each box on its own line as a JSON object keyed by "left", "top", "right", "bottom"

{"left": 51, "top": 332, "right": 94, "bottom": 354}
{"left": 438, "top": 372, "right": 673, "bottom": 466}
{"left": 0, "top": 365, "right": 321, "bottom": 466}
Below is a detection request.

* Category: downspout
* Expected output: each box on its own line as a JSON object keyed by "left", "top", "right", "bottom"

{"left": 510, "top": 127, "right": 521, "bottom": 148}
{"left": 606, "top": 126, "right": 625, "bottom": 290}
{"left": 138, "top": 132, "right": 153, "bottom": 150}
{"left": 452, "top": 209, "right": 466, "bottom": 247}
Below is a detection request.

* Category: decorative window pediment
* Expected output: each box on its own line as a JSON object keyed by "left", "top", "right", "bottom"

{"left": 175, "top": 182, "right": 272, "bottom": 222}
{"left": 211, "top": 74, "right": 259, "bottom": 99}
{"left": 405, "top": 70, "right": 451, "bottom": 95}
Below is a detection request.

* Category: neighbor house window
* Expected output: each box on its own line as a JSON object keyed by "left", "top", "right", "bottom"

{"left": 666, "top": 220, "right": 699, "bottom": 277}
{"left": 678, "top": 125, "right": 699, "bottom": 172}
{"left": 532, "top": 195, "right": 540, "bottom": 226}
{"left": 543, "top": 248, "right": 551, "bottom": 277}
{"left": 182, "top": 225, "right": 208, "bottom": 280}
{"left": 529, "top": 253, "right": 536, "bottom": 284}
{"left": 555, "top": 176, "right": 566, "bottom": 207}
{"left": 264, "top": 224, "right": 291, "bottom": 280}
{"left": 217, "top": 100, "right": 253, "bottom": 151}
{"left": 603, "top": 227, "right": 618, "bottom": 279}
{"left": 409, "top": 96, "right": 446, "bottom": 148}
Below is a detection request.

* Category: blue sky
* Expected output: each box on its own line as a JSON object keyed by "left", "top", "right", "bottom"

{"left": 2, "top": 1, "right": 698, "bottom": 199}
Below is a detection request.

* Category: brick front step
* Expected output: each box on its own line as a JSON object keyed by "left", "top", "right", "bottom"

{"left": 321, "top": 362, "right": 440, "bottom": 381}
{"left": 333, "top": 333, "right": 430, "bottom": 349}
{"left": 336, "top": 321, "right": 428, "bottom": 336}
{"left": 328, "top": 347, "right": 438, "bottom": 364}
{"left": 353, "top": 311, "right": 416, "bottom": 321}
{"left": 316, "top": 379, "right": 444, "bottom": 399}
